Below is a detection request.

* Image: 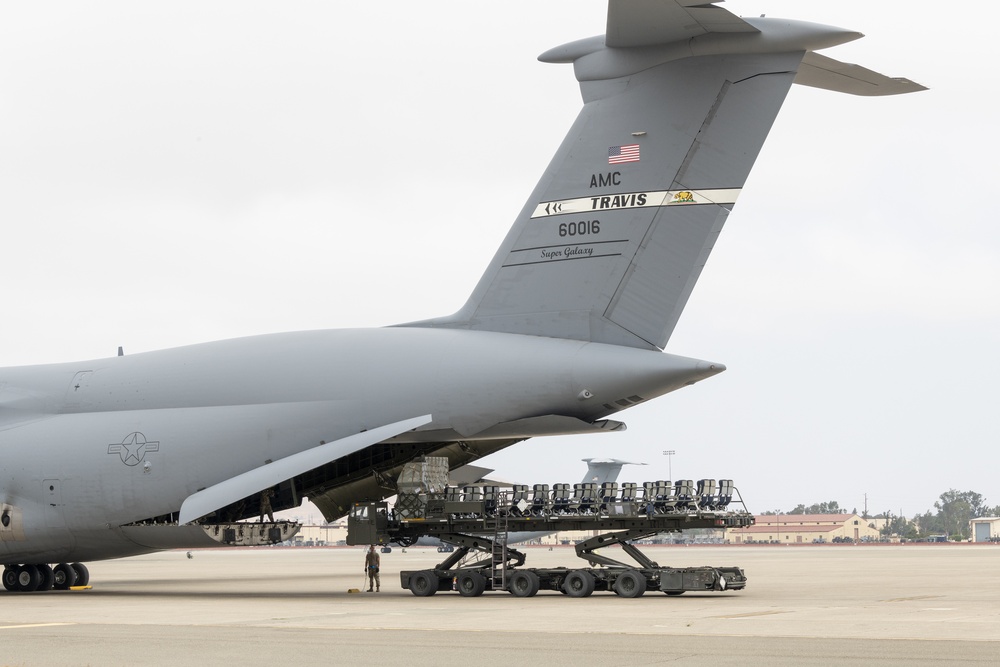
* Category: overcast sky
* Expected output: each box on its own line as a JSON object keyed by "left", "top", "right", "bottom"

{"left": 2, "top": 1, "right": 996, "bottom": 519}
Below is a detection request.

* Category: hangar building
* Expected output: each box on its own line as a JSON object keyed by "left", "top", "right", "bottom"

{"left": 729, "top": 513, "right": 880, "bottom": 544}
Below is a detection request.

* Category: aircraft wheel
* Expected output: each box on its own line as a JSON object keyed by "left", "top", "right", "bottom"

{"left": 507, "top": 570, "right": 539, "bottom": 598}
{"left": 71, "top": 563, "right": 90, "bottom": 587}
{"left": 36, "top": 564, "right": 55, "bottom": 592}
{"left": 52, "top": 563, "right": 77, "bottom": 590}
{"left": 562, "top": 570, "right": 595, "bottom": 598}
{"left": 409, "top": 570, "right": 437, "bottom": 597}
{"left": 455, "top": 571, "right": 486, "bottom": 597}
{"left": 612, "top": 570, "right": 646, "bottom": 598}
{"left": 16, "top": 564, "right": 41, "bottom": 592}
{"left": 2, "top": 566, "right": 18, "bottom": 592}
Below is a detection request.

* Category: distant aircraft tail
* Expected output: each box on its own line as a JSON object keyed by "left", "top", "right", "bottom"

{"left": 581, "top": 457, "right": 645, "bottom": 486}
{"left": 409, "top": 3, "right": 922, "bottom": 350}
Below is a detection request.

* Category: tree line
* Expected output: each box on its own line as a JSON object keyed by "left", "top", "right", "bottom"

{"left": 762, "top": 490, "right": 998, "bottom": 541}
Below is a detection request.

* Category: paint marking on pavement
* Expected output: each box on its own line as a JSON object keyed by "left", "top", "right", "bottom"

{"left": 710, "top": 611, "right": 790, "bottom": 619}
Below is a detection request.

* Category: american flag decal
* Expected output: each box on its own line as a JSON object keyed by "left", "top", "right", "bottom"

{"left": 608, "top": 144, "right": 640, "bottom": 164}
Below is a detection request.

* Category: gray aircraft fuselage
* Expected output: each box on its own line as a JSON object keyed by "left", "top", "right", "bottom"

{"left": 0, "top": 327, "right": 720, "bottom": 563}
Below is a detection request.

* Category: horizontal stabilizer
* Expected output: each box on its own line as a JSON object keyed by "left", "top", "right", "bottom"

{"left": 794, "top": 52, "right": 927, "bottom": 96}
{"left": 178, "top": 415, "right": 432, "bottom": 524}
{"left": 606, "top": 0, "right": 757, "bottom": 48}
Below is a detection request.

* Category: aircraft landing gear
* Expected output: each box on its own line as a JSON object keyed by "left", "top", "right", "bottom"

{"left": 2, "top": 562, "right": 89, "bottom": 592}
{"left": 53, "top": 563, "right": 76, "bottom": 589}
{"left": 72, "top": 562, "right": 90, "bottom": 586}
{"left": 37, "top": 564, "right": 55, "bottom": 591}
{"left": 3, "top": 565, "right": 20, "bottom": 591}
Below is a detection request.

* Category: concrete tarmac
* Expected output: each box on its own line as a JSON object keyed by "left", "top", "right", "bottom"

{"left": 2, "top": 544, "right": 999, "bottom": 666}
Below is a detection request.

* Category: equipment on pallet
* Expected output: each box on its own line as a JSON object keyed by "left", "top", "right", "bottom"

{"left": 347, "top": 457, "right": 753, "bottom": 597}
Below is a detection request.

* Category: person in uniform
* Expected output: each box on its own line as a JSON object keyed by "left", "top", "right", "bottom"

{"left": 259, "top": 488, "right": 274, "bottom": 523}
{"left": 365, "top": 545, "right": 381, "bottom": 592}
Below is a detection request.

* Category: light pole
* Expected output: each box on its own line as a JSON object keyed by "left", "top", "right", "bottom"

{"left": 662, "top": 449, "right": 675, "bottom": 481}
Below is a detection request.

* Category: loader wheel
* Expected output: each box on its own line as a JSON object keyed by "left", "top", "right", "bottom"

{"left": 563, "top": 570, "right": 595, "bottom": 598}
{"left": 508, "top": 570, "right": 540, "bottom": 597}
{"left": 410, "top": 570, "right": 437, "bottom": 597}
{"left": 613, "top": 570, "right": 646, "bottom": 598}
{"left": 455, "top": 571, "right": 486, "bottom": 597}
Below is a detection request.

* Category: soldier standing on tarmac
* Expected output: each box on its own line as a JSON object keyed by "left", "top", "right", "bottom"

{"left": 365, "top": 545, "right": 380, "bottom": 592}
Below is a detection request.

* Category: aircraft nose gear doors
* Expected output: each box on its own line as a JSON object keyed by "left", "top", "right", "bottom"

{"left": 2, "top": 562, "right": 89, "bottom": 592}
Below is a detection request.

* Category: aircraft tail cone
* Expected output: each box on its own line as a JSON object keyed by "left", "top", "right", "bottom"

{"left": 697, "top": 360, "right": 726, "bottom": 375}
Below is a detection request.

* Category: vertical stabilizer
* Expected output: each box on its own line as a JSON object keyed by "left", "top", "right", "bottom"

{"left": 407, "top": 4, "right": 922, "bottom": 350}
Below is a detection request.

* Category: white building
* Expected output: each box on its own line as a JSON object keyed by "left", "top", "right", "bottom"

{"left": 970, "top": 517, "right": 1000, "bottom": 543}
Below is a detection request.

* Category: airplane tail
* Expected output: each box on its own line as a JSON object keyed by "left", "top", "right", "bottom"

{"left": 581, "top": 457, "right": 645, "bottom": 486}
{"left": 409, "top": 3, "right": 922, "bottom": 350}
